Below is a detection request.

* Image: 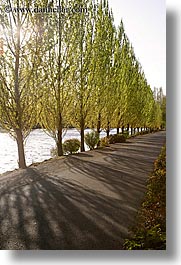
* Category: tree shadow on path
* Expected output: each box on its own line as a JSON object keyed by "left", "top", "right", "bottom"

{"left": 0, "top": 132, "right": 166, "bottom": 250}
{"left": 0, "top": 168, "right": 133, "bottom": 250}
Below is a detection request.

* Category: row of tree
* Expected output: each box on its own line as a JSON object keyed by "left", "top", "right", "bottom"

{"left": 0, "top": 0, "right": 166, "bottom": 169}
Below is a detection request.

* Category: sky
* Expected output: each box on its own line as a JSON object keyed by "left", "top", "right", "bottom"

{"left": 108, "top": 0, "right": 166, "bottom": 94}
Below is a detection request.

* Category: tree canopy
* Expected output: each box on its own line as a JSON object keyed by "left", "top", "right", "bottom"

{"left": 0, "top": 0, "right": 165, "bottom": 168}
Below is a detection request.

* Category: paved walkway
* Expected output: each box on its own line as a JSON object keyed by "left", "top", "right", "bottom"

{"left": 0, "top": 131, "right": 166, "bottom": 249}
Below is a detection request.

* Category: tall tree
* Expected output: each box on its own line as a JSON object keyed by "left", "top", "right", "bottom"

{"left": 0, "top": 0, "right": 42, "bottom": 168}
{"left": 113, "top": 28, "right": 132, "bottom": 133}
{"left": 99, "top": 5, "right": 116, "bottom": 137}
{"left": 160, "top": 95, "right": 166, "bottom": 128}
{"left": 39, "top": 0, "right": 75, "bottom": 156}
{"left": 69, "top": 0, "right": 95, "bottom": 152}
{"left": 90, "top": 0, "right": 115, "bottom": 136}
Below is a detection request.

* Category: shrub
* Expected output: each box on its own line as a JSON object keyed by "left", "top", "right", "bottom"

{"left": 85, "top": 131, "right": 99, "bottom": 150}
{"left": 123, "top": 131, "right": 129, "bottom": 139}
{"left": 108, "top": 134, "right": 126, "bottom": 144}
{"left": 138, "top": 131, "right": 149, "bottom": 136}
{"left": 123, "top": 145, "right": 166, "bottom": 250}
{"left": 63, "top": 139, "right": 80, "bottom": 155}
{"left": 100, "top": 137, "right": 109, "bottom": 147}
{"left": 108, "top": 135, "right": 116, "bottom": 144}
{"left": 50, "top": 147, "right": 57, "bottom": 157}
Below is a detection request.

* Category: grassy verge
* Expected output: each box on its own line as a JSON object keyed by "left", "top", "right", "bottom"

{"left": 123, "top": 145, "right": 166, "bottom": 250}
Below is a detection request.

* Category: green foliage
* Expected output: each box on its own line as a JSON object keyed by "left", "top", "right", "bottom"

{"left": 123, "top": 145, "right": 166, "bottom": 250}
{"left": 85, "top": 131, "right": 100, "bottom": 150}
{"left": 150, "top": 101, "right": 162, "bottom": 129}
{"left": 108, "top": 134, "right": 126, "bottom": 144}
{"left": 161, "top": 96, "right": 166, "bottom": 128}
{"left": 122, "top": 131, "right": 129, "bottom": 139}
{"left": 0, "top": 0, "right": 44, "bottom": 168}
{"left": 124, "top": 224, "right": 166, "bottom": 250}
{"left": 0, "top": 0, "right": 166, "bottom": 167}
{"left": 90, "top": 0, "right": 116, "bottom": 133}
{"left": 63, "top": 139, "right": 81, "bottom": 155}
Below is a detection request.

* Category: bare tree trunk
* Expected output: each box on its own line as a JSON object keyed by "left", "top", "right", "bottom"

{"left": 14, "top": 17, "right": 26, "bottom": 169}
{"left": 57, "top": 119, "right": 63, "bottom": 156}
{"left": 57, "top": 12, "right": 63, "bottom": 157}
{"left": 131, "top": 127, "right": 133, "bottom": 135}
{"left": 80, "top": 129, "right": 85, "bottom": 152}
{"left": 117, "top": 117, "right": 121, "bottom": 134}
{"left": 16, "top": 129, "right": 26, "bottom": 169}
{"left": 97, "top": 113, "right": 101, "bottom": 135}
{"left": 80, "top": 127, "right": 85, "bottom": 152}
{"left": 97, "top": 113, "right": 101, "bottom": 147}
{"left": 80, "top": 115, "right": 85, "bottom": 152}
{"left": 106, "top": 121, "right": 110, "bottom": 137}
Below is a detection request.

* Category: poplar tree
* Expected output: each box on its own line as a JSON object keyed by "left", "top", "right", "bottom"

{"left": 100, "top": 7, "right": 116, "bottom": 137}
{"left": 69, "top": 0, "right": 95, "bottom": 152}
{"left": 39, "top": 0, "right": 76, "bottom": 156}
{"left": 90, "top": 0, "right": 115, "bottom": 136}
{"left": 0, "top": 0, "right": 42, "bottom": 168}
{"left": 114, "top": 30, "right": 133, "bottom": 133}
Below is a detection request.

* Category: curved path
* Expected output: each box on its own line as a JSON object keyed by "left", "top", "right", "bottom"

{"left": 0, "top": 131, "right": 166, "bottom": 249}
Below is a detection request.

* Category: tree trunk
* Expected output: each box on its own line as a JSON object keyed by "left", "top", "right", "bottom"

{"left": 134, "top": 128, "right": 136, "bottom": 134}
{"left": 57, "top": 130, "right": 63, "bottom": 156}
{"left": 16, "top": 129, "right": 26, "bottom": 169}
{"left": 106, "top": 129, "right": 110, "bottom": 138}
{"left": 80, "top": 116, "right": 85, "bottom": 152}
{"left": 122, "top": 126, "right": 124, "bottom": 133}
{"left": 97, "top": 113, "right": 101, "bottom": 135}
{"left": 14, "top": 19, "right": 26, "bottom": 169}
{"left": 97, "top": 113, "right": 101, "bottom": 147}
{"left": 57, "top": 15, "right": 63, "bottom": 157}
{"left": 137, "top": 127, "right": 140, "bottom": 133}
{"left": 117, "top": 118, "right": 121, "bottom": 134}
{"left": 127, "top": 124, "right": 129, "bottom": 132}
{"left": 56, "top": 109, "right": 63, "bottom": 156}
{"left": 80, "top": 127, "right": 85, "bottom": 152}
{"left": 141, "top": 127, "right": 143, "bottom": 132}
{"left": 106, "top": 121, "right": 110, "bottom": 137}
{"left": 131, "top": 127, "right": 133, "bottom": 135}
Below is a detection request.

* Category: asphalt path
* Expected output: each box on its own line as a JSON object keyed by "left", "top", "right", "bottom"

{"left": 0, "top": 131, "right": 166, "bottom": 249}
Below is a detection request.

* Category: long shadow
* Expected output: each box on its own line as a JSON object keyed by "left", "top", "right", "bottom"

{"left": 65, "top": 141, "right": 162, "bottom": 185}
{"left": 65, "top": 154, "right": 153, "bottom": 201}
{"left": 0, "top": 132, "right": 166, "bottom": 250}
{"left": 0, "top": 168, "right": 134, "bottom": 250}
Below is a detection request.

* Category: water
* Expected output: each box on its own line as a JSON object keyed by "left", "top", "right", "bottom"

{"left": 0, "top": 128, "right": 116, "bottom": 174}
